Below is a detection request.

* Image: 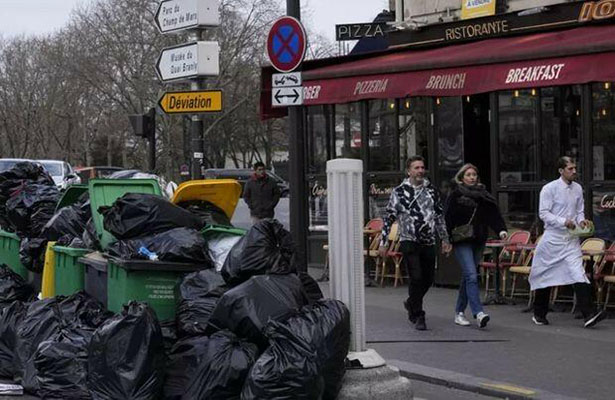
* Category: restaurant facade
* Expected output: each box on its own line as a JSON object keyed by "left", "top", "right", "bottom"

{"left": 262, "top": 1, "right": 615, "bottom": 283}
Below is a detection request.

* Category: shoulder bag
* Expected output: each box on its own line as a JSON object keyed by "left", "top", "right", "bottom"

{"left": 451, "top": 206, "right": 477, "bottom": 243}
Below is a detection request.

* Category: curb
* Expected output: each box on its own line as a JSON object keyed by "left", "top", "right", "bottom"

{"left": 389, "top": 360, "right": 583, "bottom": 400}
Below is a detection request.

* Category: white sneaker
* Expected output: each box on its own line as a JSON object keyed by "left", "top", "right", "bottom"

{"left": 454, "top": 312, "right": 471, "bottom": 326}
{"left": 477, "top": 312, "right": 490, "bottom": 328}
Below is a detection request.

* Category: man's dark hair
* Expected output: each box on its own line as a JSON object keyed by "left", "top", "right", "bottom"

{"left": 253, "top": 161, "right": 265, "bottom": 170}
{"left": 558, "top": 156, "right": 575, "bottom": 170}
{"left": 406, "top": 155, "right": 425, "bottom": 169}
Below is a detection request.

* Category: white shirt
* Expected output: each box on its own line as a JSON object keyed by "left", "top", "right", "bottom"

{"left": 539, "top": 177, "right": 584, "bottom": 232}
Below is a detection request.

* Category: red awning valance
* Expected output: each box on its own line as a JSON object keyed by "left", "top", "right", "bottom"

{"left": 300, "top": 25, "right": 615, "bottom": 106}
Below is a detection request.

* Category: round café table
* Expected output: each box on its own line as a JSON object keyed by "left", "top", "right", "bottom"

{"left": 484, "top": 240, "right": 516, "bottom": 305}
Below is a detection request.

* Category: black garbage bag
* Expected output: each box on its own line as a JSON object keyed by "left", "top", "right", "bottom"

{"left": 58, "top": 291, "right": 111, "bottom": 331}
{"left": 42, "top": 198, "right": 91, "bottom": 242}
{"left": 107, "top": 227, "right": 214, "bottom": 266}
{"left": 0, "top": 265, "right": 36, "bottom": 307}
{"left": 241, "top": 322, "right": 324, "bottom": 400}
{"left": 221, "top": 219, "right": 295, "bottom": 286}
{"left": 19, "top": 238, "right": 48, "bottom": 273}
{"left": 160, "top": 319, "right": 178, "bottom": 355}
{"left": 208, "top": 274, "right": 308, "bottom": 350}
{"left": 0, "top": 301, "right": 27, "bottom": 378}
{"left": 34, "top": 328, "right": 91, "bottom": 400}
{"left": 6, "top": 184, "right": 60, "bottom": 237}
{"left": 15, "top": 297, "right": 62, "bottom": 394}
{"left": 298, "top": 272, "right": 324, "bottom": 304}
{"left": 165, "top": 330, "right": 259, "bottom": 400}
{"left": 82, "top": 218, "right": 101, "bottom": 251}
{"left": 0, "top": 162, "right": 55, "bottom": 232}
{"left": 177, "top": 200, "right": 231, "bottom": 227}
{"left": 280, "top": 300, "right": 351, "bottom": 400}
{"left": 88, "top": 302, "right": 165, "bottom": 400}
{"left": 176, "top": 269, "right": 227, "bottom": 337}
{"left": 101, "top": 193, "right": 203, "bottom": 240}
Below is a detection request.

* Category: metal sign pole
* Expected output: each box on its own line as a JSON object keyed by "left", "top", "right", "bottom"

{"left": 189, "top": 31, "right": 205, "bottom": 180}
{"left": 285, "top": 0, "right": 308, "bottom": 272}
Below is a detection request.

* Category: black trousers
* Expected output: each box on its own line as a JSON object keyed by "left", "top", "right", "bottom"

{"left": 534, "top": 283, "right": 594, "bottom": 318}
{"left": 400, "top": 241, "right": 436, "bottom": 318}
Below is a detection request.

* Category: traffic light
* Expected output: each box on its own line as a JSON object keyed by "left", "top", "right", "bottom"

{"left": 128, "top": 108, "right": 156, "bottom": 139}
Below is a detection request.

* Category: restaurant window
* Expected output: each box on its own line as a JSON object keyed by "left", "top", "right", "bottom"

{"left": 498, "top": 191, "right": 540, "bottom": 234}
{"left": 593, "top": 190, "right": 615, "bottom": 242}
{"left": 334, "top": 103, "right": 361, "bottom": 160}
{"left": 399, "top": 97, "right": 430, "bottom": 170}
{"left": 592, "top": 82, "right": 615, "bottom": 181}
{"left": 498, "top": 90, "right": 539, "bottom": 183}
{"left": 308, "top": 178, "right": 328, "bottom": 232}
{"left": 435, "top": 97, "right": 464, "bottom": 195}
{"left": 540, "top": 86, "right": 583, "bottom": 181}
{"left": 367, "top": 175, "right": 403, "bottom": 221}
{"left": 368, "top": 99, "right": 398, "bottom": 172}
{"left": 306, "top": 105, "right": 330, "bottom": 174}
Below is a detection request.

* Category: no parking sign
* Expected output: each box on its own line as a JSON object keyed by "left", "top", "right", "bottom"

{"left": 266, "top": 16, "right": 307, "bottom": 73}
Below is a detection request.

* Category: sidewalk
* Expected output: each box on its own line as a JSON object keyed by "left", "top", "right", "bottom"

{"left": 319, "top": 276, "right": 613, "bottom": 400}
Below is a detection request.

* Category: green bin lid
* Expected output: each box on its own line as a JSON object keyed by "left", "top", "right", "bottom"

{"left": 88, "top": 179, "right": 162, "bottom": 249}
{"left": 55, "top": 184, "right": 88, "bottom": 211}
{"left": 52, "top": 245, "right": 91, "bottom": 257}
{"left": 0, "top": 229, "right": 20, "bottom": 240}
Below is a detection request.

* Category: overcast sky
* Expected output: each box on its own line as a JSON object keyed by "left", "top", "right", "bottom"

{"left": 0, "top": 0, "right": 389, "bottom": 42}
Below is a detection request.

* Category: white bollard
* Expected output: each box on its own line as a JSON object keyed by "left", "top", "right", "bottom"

{"left": 326, "top": 158, "right": 365, "bottom": 352}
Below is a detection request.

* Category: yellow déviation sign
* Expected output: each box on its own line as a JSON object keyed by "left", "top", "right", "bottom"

{"left": 158, "top": 90, "right": 223, "bottom": 114}
{"left": 461, "top": 0, "right": 497, "bottom": 20}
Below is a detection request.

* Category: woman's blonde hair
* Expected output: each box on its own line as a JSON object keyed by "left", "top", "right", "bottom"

{"left": 454, "top": 163, "right": 480, "bottom": 184}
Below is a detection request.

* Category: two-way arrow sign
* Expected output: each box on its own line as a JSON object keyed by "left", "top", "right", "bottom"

{"left": 272, "top": 87, "right": 303, "bottom": 107}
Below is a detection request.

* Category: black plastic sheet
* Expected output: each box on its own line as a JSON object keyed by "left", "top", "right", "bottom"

{"left": 101, "top": 193, "right": 203, "bottom": 240}
{"left": 177, "top": 200, "right": 231, "bottom": 227}
{"left": 208, "top": 274, "right": 308, "bottom": 350}
{"left": 165, "top": 330, "right": 259, "bottom": 400}
{"left": 176, "top": 269, "right": 227, "bottom": 337}
{"left": 221, "top": 219, "right": 295, "bottom": 286}
{"left": 88, "top": 302, "right": 165, "bottom": 400}
{"left": 0, "top": 301, "right": 27, "bottom": 378}
{"left": 107, "top": 227, "right": 214, "bottom": 265}
{"left": 0, "top": 265, "right": 36, "bottom": 307}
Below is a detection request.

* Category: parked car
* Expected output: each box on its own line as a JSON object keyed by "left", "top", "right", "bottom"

{"left": 75, "top": 166, "right": 124, "bottom": 184}
{"left": 37, "top": 159, "right": 81, "bottom": 189}
{"left": 203, "top": 168, "right": 290, "bottom": 197}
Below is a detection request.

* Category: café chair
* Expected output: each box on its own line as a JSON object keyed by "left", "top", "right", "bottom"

{"left": 379, "top": 222, "right": 404, "bottom": 287}
{"left": 509, "top": 235, "right": 542, "bottom": 305}
{"left": 594, "top": 242, "right": 615, "bottom": 310}
{"left": 480, "top": 230, "right": 531, "bottom": 300}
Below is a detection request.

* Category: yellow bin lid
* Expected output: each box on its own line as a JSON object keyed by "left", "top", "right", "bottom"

{"left": 171, "top": 179, "right": 241, "bottom": 219}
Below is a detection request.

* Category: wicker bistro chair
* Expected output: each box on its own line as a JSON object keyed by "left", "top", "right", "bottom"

{"left": 379, "top": 222, "right": 405, "bottom": 287}
{"left": 508, "top": 235, "right": 542, "bottom": 306}
{"left": 479, "top": 230, "right": 531, "bottom": 300}
{"left": 593, "top": 242, "right": 615, "bottom": 310}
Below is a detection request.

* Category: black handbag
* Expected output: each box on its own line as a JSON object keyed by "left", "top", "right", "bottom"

{"left": 451, "top": 207, "right": 477, "bottom": 243}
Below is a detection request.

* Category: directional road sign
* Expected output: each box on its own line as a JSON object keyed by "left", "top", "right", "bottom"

{"left": 272, "top": 72, "right": 302, "bottom": 88}
{"left": 156, "top": 41, "right": 219, "bottom": 82}
{"left": 155, "top": 0, "right": 220, "bottom": 34}
{"left": 266, "top": 16, "right": 307, "bottom": 73}
{"left": 158, "top": 90, "right": 222, "bottom": 114}
{"left": 272, "top": 87, "right": 303, "bottom": 107}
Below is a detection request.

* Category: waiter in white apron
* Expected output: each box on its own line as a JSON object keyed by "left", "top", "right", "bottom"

{"left": 530, "top": 156, "right": 605, "bottom": 328}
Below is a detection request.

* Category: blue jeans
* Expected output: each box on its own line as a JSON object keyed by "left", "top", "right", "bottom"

{"left": 454, "top": 243, "right": 484, "bottom": 316}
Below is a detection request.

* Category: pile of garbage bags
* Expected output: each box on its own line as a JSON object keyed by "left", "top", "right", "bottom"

{"left": 0, "top": 162, "right": 63, "bottom": 272}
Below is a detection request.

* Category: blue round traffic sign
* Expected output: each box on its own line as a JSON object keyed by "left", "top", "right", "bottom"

{"left": 267, "top": 16, "right": 307, "bottom": 73}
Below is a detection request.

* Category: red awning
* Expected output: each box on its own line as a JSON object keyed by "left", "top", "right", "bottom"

{"left": 300, "top": 25, "right": 615, "bottom": 106}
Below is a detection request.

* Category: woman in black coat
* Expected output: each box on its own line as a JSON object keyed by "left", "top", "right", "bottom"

{"left": 445, "top": 163, "right": 508, "bottom": 329}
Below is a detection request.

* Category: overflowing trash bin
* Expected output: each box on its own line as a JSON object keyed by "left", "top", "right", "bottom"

{"left": 0, "top": 169, "right": 352, "bottom": 399}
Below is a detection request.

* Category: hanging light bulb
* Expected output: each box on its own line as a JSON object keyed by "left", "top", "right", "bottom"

{"left": 466, "top": 96, "right": 471, "bottom": 103}
{"left": 389, "top": 102, "right": 395, "bottom": 110}
{"left": 405, "top": 100, "right": 411, "bottom": 109}
{"left": 602, "top": 109, "right": 607, "bottom": 116}
{"left": 436, "top": 97, "right": 441, "bottom": 105}
{"left": 531, "top": 88, "right": 537, "bottom": 96}
{"left": 576, "top": 110, "right": 580, "bottom": 117}
{"left": 514, "top": 90, "right": 520, "bottom": 98}
{"left": 605, "top": 82, "right": 611, "bottom": 90}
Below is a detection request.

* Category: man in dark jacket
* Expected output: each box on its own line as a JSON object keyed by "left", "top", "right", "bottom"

{"left": 243, "top": 162, "right": 281, "bottom": 223}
